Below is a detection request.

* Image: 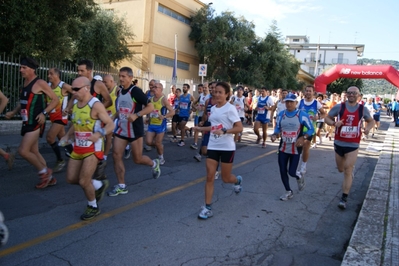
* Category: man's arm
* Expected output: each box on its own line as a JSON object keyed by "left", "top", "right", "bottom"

{"left": 95, "top": 81, "right": 112, "bottom": 108}
{"left": 37, "top": 80, "right": 59, "bottom": 124}
{"left": 162, "top": 97, "right": 175, "bottom": 119}
{"left": 0, "top": 90, "right": 9, "bottom": 114}
{"left": 89, "top": 102, "right": 115, "bottom": 142}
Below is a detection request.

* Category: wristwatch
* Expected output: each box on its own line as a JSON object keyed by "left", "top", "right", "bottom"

{"left": 222, "top": 128, "right": 227, "bottom": 134}
{"left": 136, "top": 112, "right": 142, "bottom": 117}
{"left": 42, "top": 110, "right": 47, "bottom": 115}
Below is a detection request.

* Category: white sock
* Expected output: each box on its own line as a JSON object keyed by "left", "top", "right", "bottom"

{"left": 88, "top": 200, "right": 97, "bottom": 208}
{"left": 152, "top": 160, "right": 157, "bottom": 168}
{"left": 38, "top": 168, "right": 47, "bottom": 174}
{"left": 103, "top": 155, "right": 107, "bottom": 161}
{"left": 119, "top": 183, "right": 126, "bottom": 189}
{"left": 92, "top": 179, "right": 102, "bottom": 190}
{"left": 159, "top": 154, "right": 164, "bottom": 160}
{"left": 302, "top": 162, "right": 307, "bottom": 167}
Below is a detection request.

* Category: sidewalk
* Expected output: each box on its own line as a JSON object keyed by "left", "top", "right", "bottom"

{"left": 341, "top": 121, "right": 398, "bottom": 265}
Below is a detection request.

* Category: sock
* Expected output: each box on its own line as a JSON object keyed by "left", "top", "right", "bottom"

{"left": 3, "top": 153, "right": 9, "bottom": 160}
{"left": 205, "top": 204, "right": 212, "bottom": 210}
{"left": 342, "top": 193, "right": 348, "bottom": 201}
{"left": 159, "top": 154, "right": 164, "bottom": 160}
{"left": 92, "top": 179, "right": 102, "bottom": 190}
{"left": 152, "top": 160, "right": 157, "bottom": 168}
{"left": 50, "top": 141, "right": 63, "bottom": 161}
{"left": 302, "top": 162, "right": 307, "bottom": 167}
{"left": 119, "top": 183, "right": 126, "bottom": 189}
{"left": 103, "top": 155, "right": 107, "bottom": 161}
{"left": 38, "top": 168, "right": 47, "bottom": 174}
{"left": 88, "top": 200, "right": 97, "bottom": 208}
{"left": 199, "top": 149, "right": 202, "bottom": 156}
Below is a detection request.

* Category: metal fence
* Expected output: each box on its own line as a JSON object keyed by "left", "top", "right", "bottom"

{"left": 0, "top": 53, "right": 204, "bottom": 117}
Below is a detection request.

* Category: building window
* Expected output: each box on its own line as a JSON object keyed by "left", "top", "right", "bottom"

{"left": 158, "top": 4, "right": 190, "bottom": 25}
{"left": 155, "top": 55, "right": 190, "bottom": 71}
{"left": 293, "top": 39, "right": 300, "bottom": 42}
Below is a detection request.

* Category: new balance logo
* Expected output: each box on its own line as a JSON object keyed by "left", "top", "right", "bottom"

{"left": 340, "top": 68, "right": 351, "bottom": 74}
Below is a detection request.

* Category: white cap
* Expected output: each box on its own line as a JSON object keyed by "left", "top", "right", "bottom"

{"left": 93, "top": 75, "right": 103, "bottom": 81}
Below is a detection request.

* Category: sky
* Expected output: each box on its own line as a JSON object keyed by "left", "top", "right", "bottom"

{"left": 202, "top": 0, "right": 399, "bottom": 61}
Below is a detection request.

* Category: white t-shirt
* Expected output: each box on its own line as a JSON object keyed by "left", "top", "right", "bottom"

{"left": 232, "top": 95, "right": 246, "bottom": 118}
{"left": 208, "top": 102, "right": 241, "bottom": 151}
{"left": 197, "top": 93, "right": 211, "bottom": 116}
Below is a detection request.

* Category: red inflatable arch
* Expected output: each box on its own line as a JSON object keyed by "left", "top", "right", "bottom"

{"left": 314, "top": 64, "right": 399, "bottom": 95}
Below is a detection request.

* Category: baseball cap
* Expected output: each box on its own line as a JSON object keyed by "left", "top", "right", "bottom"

{"left": 284, "top": 93, "right": 297, "bottom": 102}
{"left": 93, "top": 75, "right": 103, "bottom": 81}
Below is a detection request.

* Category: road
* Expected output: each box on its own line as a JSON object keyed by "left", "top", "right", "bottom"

{"left": 0, "top": 118, "right": 388, "bottom": 266}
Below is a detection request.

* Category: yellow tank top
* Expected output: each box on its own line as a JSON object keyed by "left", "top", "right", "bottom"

{"left": 106, "top": 86, "right": 118, "bottom": 116}
{"left": 149, "top": 96, "right": 165, "bottom": 126}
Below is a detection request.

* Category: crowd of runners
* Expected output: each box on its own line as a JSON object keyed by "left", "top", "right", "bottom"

{"left": 0, "top": 57, "right": 387, "bottom": 246}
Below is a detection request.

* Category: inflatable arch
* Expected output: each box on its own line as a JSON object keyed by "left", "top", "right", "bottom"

{"left": 314, "top": 64, "right": 399, "bottom": 95}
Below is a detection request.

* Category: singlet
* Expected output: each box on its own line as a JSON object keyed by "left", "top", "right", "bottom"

{"left": 168, "top": 93, "right": 176, "bottom": 107}
{"left": 364, "top": 102, "right": 376, "bottom": 116}
{"left": 276, "top": 100, "right": 286, "bottom": 116}
{"left": 106, "top": 86, "right": 118, "bottom": 116}
{"left": 298, "top": 99, "right": 318, "bottom": 133}
{"left": 115, "top": 86, "right": 137, "bottom": 138}
{"left": 71, "top": 97, "right": 103, "bottom": 155}
{"left": 197, "top": 93, "right": 210, "bottom": 117}
{"left": 90, "top": 79, "right": 103, "bottom": 102}
{"left": 278, "top": 110, "right": 301, "bottom": 155}
{"left": 334, "top": 102, "right": 364, "bottom": 144}
{"left": 179, "top": 93, "right": 191, "bottom": 117}
{"left": 256, "top": 96, "right": 271, "bottom": 119}
{"left": 232, "top": 95, "right": 245, "bottom": 118}
{"left": 149, "top": 96, "right": 167, "bottom": 126}
{"left": 47, "top": 81, "right": 68, "bottom": 124}
{"left": 20, "top": 77, "right": 45, "bottom": 125}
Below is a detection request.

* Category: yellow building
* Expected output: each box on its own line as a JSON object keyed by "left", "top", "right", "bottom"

{"left": 96, "top": 0, "right": 206, "bottom": 92}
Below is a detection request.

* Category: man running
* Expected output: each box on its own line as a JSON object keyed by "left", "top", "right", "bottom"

{"left": 61, "top": 76, "right": 114, "bottom": 220}
{"left": 0, "top": 90, "right": 14, "bottom": 169}
{"left": 253, "top": 87, "right": 274, "bottom": 148}
{"left": 297, "top": 85, "right": 326, "bottom": 175}
{"left": 145, "top": 82, "right": 175, "bottom": 165}
{"left": 324, "top": 86, "right": 374, "bottom": 209}
{"left": 230, "top": 86, "right": 247, "bottom": 142}
{"left": 46, "top": 67, "right": 72, "bottom": 172}
{"left": 108, "top": 67, "right": 161, "bottom": 197}
{"left": 177, "top": 84, "right": 195, "bottom": 147}
{"left": 191, "top": 83, "right": 210, "bottom": 149}
{"left": 5, "top": 57, "right": 59, "bottom": 188}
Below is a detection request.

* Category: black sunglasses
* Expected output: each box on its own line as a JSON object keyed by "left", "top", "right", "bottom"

{"left": 72, "top": 86, "right": 86, "bottom": 92}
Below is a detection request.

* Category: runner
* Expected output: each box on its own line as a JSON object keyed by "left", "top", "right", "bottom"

{"left": 271, "top": 88, "right": 288, "bottom": 132}
{"left": 145, "top": 82, "right": 175, "bottom": 165}
{"left": 193, "top": 81, "right": 243, "bottom": 220}
{"left": 325, "top": 93, "right": 339, "bottom": 141}
{"left": 143, "top": 79, "right": 156, "bottom": 152}
{"left": 170, "top": 88, "right": 182, "bottom": 143}
{"left": 46, "top": 67, "right": 72, "bottom": 172}
{"left": 61, "top": 76, "right": 114, "bottom": 220}
{"left": 270, "top": 92, "right": 314, "bottom": 201}
{"left": 230, "top": 86, "right": 247, "bottom": 142}
{"left": 314, "top": 94, "right": 326, "bottom": 147}
{"left": 191, "top": 83, "right": 210, "bottom": 149}
{"left": 5, "top": 57, "right": 59, "bottom": 188}
{"left": 177, "top": 84, "right": 195, "bottom": 147}
{"left": 324, "top": 86, "right": 374, "bottom": 209}
{"left": 0, "top": 90, "right": 14, "bottom": 169}
{"left": 253, "top": 87, "right": 274, "bottom": 148}
{"left": 108, "top": 67, "right": 161, "bottom": 197}
{"left": 297, "top": 85, "right": 326, "bottom": 175}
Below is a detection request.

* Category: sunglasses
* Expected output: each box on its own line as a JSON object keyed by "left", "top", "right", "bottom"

{"left": 347, "top": 91, "right": 358, "bottom": 95}
{"left": 72, "top": 86, "right": 86, "bottom": 92}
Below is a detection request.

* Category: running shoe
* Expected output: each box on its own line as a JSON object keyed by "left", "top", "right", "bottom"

{"left": 48, "top": 177, "right": 57, "bottom": 186}
{"left": 297, "top": 175, "right": 305, "bottom": 191}
{"left": 124, "top": 148, "right": 131, "bottom": 159}
{"left": 299, "top": 164, "right": 306, "bottom": 175}
{"left": 262, "top": 142, "right": 266, "bottom": 148}
{"left": 53, "top": 160, "right": 66, "bottom": 173}
{"left": 36, "top": 168, "right": 54, "bottom": 189}
{"left": 190, "top": 143, "right": 198, "bottom": 150}
{"left": 177, "top": 140, "right": 185, "bottom": 147}
{"left": 338, "top": 199, "right": 347, "bottom": 210}
{"left": 214, "top": 171, "right": 220, "bottom": 179}
{"left": 144, "top": 144, "right": 152, "bottom": 151}
{"left": 234, "top": 175, "right": 242, "bottom": 193}
{"left": 280, "top": 191, "right": 293, "bottom": 201}
{"left": 0, "top": 211, "right": 9, "bottom": 247}
{"left": 198, "top": 206, "right": 213, "bottom": 220}
{"left": 159, "top": 158, "right": 166, "bottom": 165}
{"left": 5, "top": 152, "right": 15, "bottom": 170}
{"left": 194, "top": 153, "right": 202, "bottom": 162}
{"left": 95, "top": 180, "right": 109, "bottom": 202}
{"left": 152, "top": 159, "right": 161, "bottom": 179}
{"left": 256, "top": 137, "right": 261, "bottom": 144}
{"left": 93, "top": 161, "right": 107, "bottom": 180}
{"left": 80, "top": 205, "right": 101, "bottom": 221}
{"left": 107, "top": 185, "right": 128, "bottom": 196}
{"left": 311, "top": 143, "right": 317, "bottom": 149}
{"left": 170, "top": 136, "right": 178, "bottom": 143}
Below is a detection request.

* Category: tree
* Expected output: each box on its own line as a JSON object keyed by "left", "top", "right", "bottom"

{"left": 74, "top": 10, "right": 134, "bottom": 67}
{"left": 327, "top": 78, "right": 363, "bottom": 94}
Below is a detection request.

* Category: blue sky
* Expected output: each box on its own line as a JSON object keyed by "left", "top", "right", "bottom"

{"left": 202, "top": 0, "right": 399, "bottom": 61}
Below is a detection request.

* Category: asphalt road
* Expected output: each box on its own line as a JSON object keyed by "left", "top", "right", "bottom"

{"left": 0, "top": 118, "right": 388, "bottom": 266}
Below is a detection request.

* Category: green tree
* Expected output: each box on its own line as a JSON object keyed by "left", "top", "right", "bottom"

{"left": 327, "top": 78, "right": 363, "bottom": 94}
{"left": 74, "top": 10, "right": 134, "bottom": 67}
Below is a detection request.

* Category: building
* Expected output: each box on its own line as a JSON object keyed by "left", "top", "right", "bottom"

{"left": 285, "top": 35, "right": 365, "bottom": 77}
{"left": 95, "top": 0, "right": 206, "bottom": 92}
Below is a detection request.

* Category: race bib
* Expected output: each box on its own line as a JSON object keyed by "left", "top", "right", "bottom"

{"left": 150, "top": 110, "right": 159, "bottom": 118}
{"left": 340, "top": 126, "right": 358, "bottom": 138}
{"left": 21, "top": 109, "right": 28, "bottom": 121}
{"left": 235, "top": 104, "right": 241, "bottom": 111}
{"left": 258, "top": 107, "right": 265, "bottom": 114}
{"left": 180, "top": 102, "right": 188, "bottom": 110}
{"left": 74, "top": 132, "right": 93, "bottom": 147}
{"left": 282, "top": 131, "right": 297, "bottom": 143}
{"left": 211, "top": 124, "right": 223, "bottom": 138}
{"left": 119, "top": 107, "right": 131, "bottom": 120}
{"left": 197, "top": 104, "right": 205, "bottom": 112}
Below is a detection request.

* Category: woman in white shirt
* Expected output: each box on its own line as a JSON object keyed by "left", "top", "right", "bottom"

{"left": 193, "top": 82, "right": 244, "bottom": 220}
